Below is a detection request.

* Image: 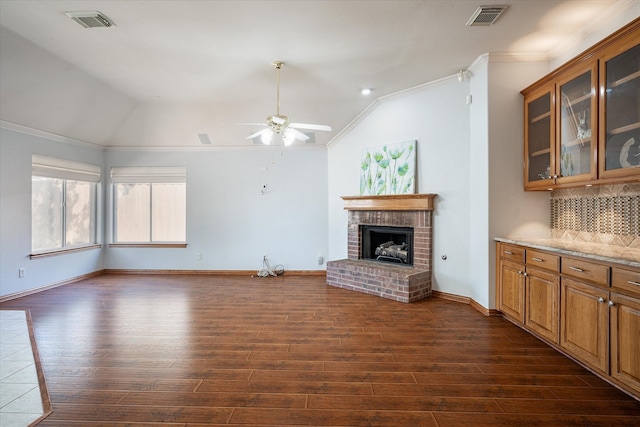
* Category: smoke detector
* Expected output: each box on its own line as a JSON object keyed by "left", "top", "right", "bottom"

{"left": 65, "top": 11, "right": 114, "bottom": 28}
{"left": 466, "top": 6, "right": 508, "bottom": 26}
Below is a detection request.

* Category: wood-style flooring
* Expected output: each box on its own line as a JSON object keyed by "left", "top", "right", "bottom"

{"left": 1, "top": 273, "right": 639, "bottom": 426}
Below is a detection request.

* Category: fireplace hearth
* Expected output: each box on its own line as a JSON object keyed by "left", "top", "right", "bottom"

{"left": 327, "top": 194, "right": 436, "bottom": 303}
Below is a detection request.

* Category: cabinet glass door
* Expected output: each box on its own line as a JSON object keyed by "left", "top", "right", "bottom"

{"left": 600, "top": 41, "right": 640, "bottom": 178}
{"left": 525, "top": 88, "right": 554, "bottom": 187}
{"left": 558, "top": 66, "right": 597, "bottom": 182}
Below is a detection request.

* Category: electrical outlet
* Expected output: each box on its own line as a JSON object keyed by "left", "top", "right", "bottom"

{"left": 196, "top": 253, "right": 202, "bottom": 260}
{"left": 18, "top": 268, "right": 25, "bottom": 278}
{"left": 317, "top": 252, "right": 324, "bottom": 265}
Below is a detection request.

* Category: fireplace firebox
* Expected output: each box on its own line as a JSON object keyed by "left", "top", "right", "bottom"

{"left": 361, "top": 225, "right": 413, "bottom": 265}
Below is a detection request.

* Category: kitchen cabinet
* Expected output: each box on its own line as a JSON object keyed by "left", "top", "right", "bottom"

{"left": 496, "top": 244, "right": 525, "bottom": 323}
{"left": 524, "top": 250, "right": 560, "bottom": 344}
{"left": 495, "top": 241, "right": 640, "bottom": 399}
{"left": 560, "top": 277, "right": 609, "bottom": 374}
{"left": 610, "top": 267, "right": 640, "bottom": 395}
{"left": 599, "top": 28, "right": 640, "bottom": 180}
{"left": 522, "top": 18, "right": 640, "bottom": 190}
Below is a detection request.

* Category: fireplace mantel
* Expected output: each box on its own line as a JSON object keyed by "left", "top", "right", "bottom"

{"left": 341, "top": 194, "right": 436, "bottom": 211}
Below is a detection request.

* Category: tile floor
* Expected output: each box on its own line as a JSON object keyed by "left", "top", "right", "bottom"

{"left": 0, "top": 310, "right": 45, "bottom": 427}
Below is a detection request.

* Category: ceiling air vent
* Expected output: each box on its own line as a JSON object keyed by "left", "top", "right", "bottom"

{"left": 466, "top": 5, "right": 508, "bottom": 26}
{"left": 65, "top": 11, "right": 114, "bottom": 28}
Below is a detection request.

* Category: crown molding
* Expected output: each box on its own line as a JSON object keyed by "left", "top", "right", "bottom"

{"left": 0, "top": 120, "right": 106, "bottom": 150}
{"left": 105, "top": 143, "right": 327, "bottom": 152}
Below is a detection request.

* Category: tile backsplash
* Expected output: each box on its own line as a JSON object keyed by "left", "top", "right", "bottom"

{"left": 550, "top": 183, "right": 640, "bottom": 248}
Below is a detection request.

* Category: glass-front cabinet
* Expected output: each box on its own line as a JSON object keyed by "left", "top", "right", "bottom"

{"left": 556, "top": 63, "right": 597, "bottom": 184}
{"left": 522, "top": 18, "right": 639, "bottom": 190}
{"left": 599, "top": 32, "right": 640, "bottom": 180}
{"left": 524, "top": 85, "right": 554, "bottom": 189}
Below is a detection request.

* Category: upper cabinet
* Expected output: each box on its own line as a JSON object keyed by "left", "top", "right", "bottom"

{"left": 524, "top": 84, "right": 555, "bottom": 189}
{"left": 522, "top": 18, "right": 640, "bottom": 191}
{"left": 599, "top": 30, "right": 640, "bottom": 180}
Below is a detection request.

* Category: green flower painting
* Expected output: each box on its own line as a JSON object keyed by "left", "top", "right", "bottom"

{"left": 360, "top": 140, "right": 416, "bottom": 195}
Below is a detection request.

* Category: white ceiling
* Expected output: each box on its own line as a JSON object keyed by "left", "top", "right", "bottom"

{"left": 0, "top": 0, "right": 637, "bottom": 148}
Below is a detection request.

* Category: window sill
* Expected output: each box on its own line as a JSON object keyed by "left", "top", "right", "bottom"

{"left": 108, "top": 243, "right": 188, "bottom": 249}
{"left": 30, "top": 244, "right": 102, "bottom": 259}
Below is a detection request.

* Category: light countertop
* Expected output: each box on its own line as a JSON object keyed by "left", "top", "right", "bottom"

{"left": 495, "top": 237, "right": 640, "bottom": 269}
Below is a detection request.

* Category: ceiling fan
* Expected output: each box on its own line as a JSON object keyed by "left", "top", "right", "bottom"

{"left": 244, "top": 61, "right": 332, "bottom": 146}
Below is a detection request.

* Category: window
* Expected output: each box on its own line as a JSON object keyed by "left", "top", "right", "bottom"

{"left": 31, "top": 155, "right": 100, "bottom": 254}
{"left": 111, "top": 167, "right": 186, "bottom": 244}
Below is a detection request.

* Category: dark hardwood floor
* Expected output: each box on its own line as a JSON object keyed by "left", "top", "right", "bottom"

{"left": 1, "top": 273, "right": 639, "bottom": 426}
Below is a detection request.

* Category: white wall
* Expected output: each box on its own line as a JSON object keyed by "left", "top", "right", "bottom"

{"left": 0, "top": 128, "right": 105, "bottom": 297}
{"left": 328, "top": 78, "right": 474, "bottom": 298}
{"left": 105, "top": 147, "right": 328, "bottom": 271}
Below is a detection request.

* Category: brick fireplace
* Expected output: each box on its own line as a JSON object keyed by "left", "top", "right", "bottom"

{"left": 326, "top": 194, "right": 436, "bottom": 303}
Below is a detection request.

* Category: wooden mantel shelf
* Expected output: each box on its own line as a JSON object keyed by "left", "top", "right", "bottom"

{"left": 341, "top": 194, "right": 437, "bottom": 211}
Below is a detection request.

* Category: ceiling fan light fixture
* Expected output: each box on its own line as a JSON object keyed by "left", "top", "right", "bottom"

{"left": 261, "top": 129, "right": 274, "bottom": 145}
{"left": 283, "top": 128, "right": 296, "bottom": 146}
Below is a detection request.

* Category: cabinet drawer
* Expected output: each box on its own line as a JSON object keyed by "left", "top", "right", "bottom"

{"left": 561, "top": 257, "right": 609, "bottom": 286}
{"left": 526, "top": 250, "right": 560, "bottom": 272}
{"left": 499, "top": 244, "right": 525, "bottom": 263}
{"left": 612, "top": 267, "right": 640, "bottom": 297}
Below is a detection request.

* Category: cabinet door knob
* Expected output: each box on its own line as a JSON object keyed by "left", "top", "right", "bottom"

{"left": 598, "top": 297, "right": 605, "bottom": 303}
{"left": 518, "top": 270, "right": 523, "bottom": 275}
{"left": 608, "top": 300, "right": 615, "bottom": 307}
{"left": 523, "top": 272, "right": 528, "bottom": 277}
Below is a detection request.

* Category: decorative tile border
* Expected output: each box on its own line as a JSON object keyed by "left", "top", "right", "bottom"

{"left": 550, "top": 183, "right": 640, "bottom": 248}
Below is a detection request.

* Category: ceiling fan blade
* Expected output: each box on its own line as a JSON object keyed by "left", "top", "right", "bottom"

{"left": 290, "top": 123, "right": 332, "bottom": 132}
{"left": 287, "top": 127, "right": 310, "bottom": 141}
{"left": 246, "top": 128, "right": 270, "bottom": 139}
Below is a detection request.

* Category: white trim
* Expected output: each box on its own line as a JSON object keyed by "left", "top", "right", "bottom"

{"left": 1, "top": 120, "right": 106, "bottom": 150}
{"left": 105, "top": 144, "right": 327, "bottom": 152}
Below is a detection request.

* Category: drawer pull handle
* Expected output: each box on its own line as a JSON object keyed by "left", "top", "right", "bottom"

{"left": 628, "top": 280, "right": 640, "bottom": 287}
{"left": 568, "top": 266, "right": 584, "bottom": 273}
{"left": 504, "top": 250, "right": 513, "bottom": 255}
{"left": 531, "top": 257, "right": 544, "bottom": 262}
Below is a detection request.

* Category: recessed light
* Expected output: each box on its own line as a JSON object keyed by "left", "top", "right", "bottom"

{"left": 361, "top": 88, "right": 372, "bottom": 96}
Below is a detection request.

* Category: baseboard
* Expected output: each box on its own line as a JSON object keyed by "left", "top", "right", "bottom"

{"left": 103, "top": 269, "right": 326, "bottom": 276}
{"left": 431, "top": 290, "right": 500, "bottom": 317}
{"left": 0, "top": 270, "right": 104, "bottom": 303}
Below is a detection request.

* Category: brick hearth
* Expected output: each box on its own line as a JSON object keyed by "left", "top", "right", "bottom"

{"left": 327, "top": 194, "right": 435, "bottom": 303}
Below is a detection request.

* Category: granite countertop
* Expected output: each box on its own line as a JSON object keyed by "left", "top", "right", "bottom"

{"left": 495, "top": 237, "right": 640, "bottom": 269}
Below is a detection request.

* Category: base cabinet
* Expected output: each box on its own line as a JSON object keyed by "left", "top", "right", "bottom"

{"left": 496, "top": 242, "right": 640, "bottom": 399}
{"left": 560, "top": 278, "right": 609, "bottom": 374}
{"left": 526, "top": 267, "right": 560, "bottom": 344}
{"left": 498, "top": 259, "right": 525, "bottom": 323}
{"left": 610, "top": 292, "right": 640, "bottom": 395}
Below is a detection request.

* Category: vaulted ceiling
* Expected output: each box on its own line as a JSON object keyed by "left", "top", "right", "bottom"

{"left": 0, "top": 0, "right": 637, "bottom": 148}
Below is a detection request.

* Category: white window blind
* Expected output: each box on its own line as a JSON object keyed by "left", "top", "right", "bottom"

{"left": 110, "top": 166, "right": 186, "bottom": 183}
{"left": 32, "top": 155, "right": 101, "bottom": 182}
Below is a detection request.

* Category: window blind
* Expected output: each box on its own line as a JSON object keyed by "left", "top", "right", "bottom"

{"left": 32, "top": 155, "right": 101, "bottom": 182}
{"left": 110, "top": 166, "right": 187, "bottom": 183}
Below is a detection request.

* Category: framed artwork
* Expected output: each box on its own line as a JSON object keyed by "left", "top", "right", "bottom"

{"left": 360, "top": 140, "right": 416, "bottom": 195}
